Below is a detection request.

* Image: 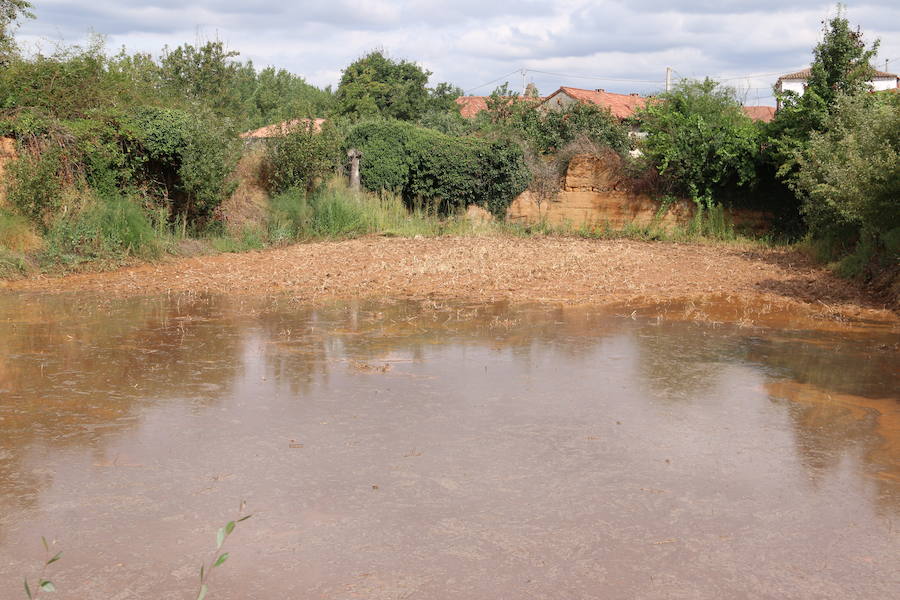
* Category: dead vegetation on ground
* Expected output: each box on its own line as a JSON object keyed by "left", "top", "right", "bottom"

{"left": 2, "top": 237, "right": 895, "bottom": 325}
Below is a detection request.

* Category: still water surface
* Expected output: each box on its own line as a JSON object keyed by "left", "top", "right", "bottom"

{"left": 0, "top": 293, "right": 897, "bottom": 599}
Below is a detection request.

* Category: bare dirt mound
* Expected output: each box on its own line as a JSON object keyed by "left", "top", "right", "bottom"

{"left": 3, "top": 237, "right": 894, "bottom": 322}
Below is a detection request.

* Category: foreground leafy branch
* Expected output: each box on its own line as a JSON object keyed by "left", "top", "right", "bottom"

{"left": 195, "top": 501, "right": 253, "bottom": 600}
{"left": 23, "top": 536, "right": 61, "bottom": 599}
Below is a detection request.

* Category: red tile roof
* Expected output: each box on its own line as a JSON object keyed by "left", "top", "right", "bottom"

{"left": 240, "top": 118, "right": 326, "bottom": 139}
{"left": 455, "top": 96, "right": 490, "bottom": 119}
{"left": 540, "top": 87, "right": 649, "bottom": 120}
{"left": 741, "top": 105, "right": 776, "bottom": 123}
{"left": 454, "top": 95, "right": 544, "bottom": 119}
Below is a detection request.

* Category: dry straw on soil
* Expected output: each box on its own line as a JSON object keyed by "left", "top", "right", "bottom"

{"left": 3, "top": 236, "right": 895, "bottom": 326}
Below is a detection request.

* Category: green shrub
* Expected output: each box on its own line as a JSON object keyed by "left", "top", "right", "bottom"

{"left": 129, "top": 106, "right": 241, "bottom": 223}
{"left": 44, "top": 193, "right": 159, "bottom": 260}
{"left": 0, "top": 209, "right": 38, "bottom": 251}
{"left": 346, "top": 120, "right": 530, "bottom": 218}
{"left": 636, "top": 79, "right": 760, "bottom": 202}
{"left": 267, "top": 188, "right": 312, "bottom": 242}
{"left": 5, "top": 146, "right": 64, "bottom": 228}
{"left": 264, "top": 122, "right": 341, "bottom": 193}
{"left": 793, "top": 92, "right": 899, "bottom": 277}
{"left": 796, "top": 93, "right": 899, "bottom": 241}
{"left": 0, "top": 247, "right": 29, "bottom": 278}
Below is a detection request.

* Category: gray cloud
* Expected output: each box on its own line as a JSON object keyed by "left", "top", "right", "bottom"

{"left": 15, "top": 1, "right": 900, "bottom": 105}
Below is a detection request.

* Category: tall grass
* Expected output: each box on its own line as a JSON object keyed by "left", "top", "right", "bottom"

{"left": 266, "top": 178, "right": 482, "bottom": 242}
{"left": 43, "top": 193, "right": 161, "bottom": 263}
{"left": 0, "top": 210, "right": 41, "bottom": 251}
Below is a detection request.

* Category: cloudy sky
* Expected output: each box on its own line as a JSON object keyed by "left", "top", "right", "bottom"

{"left": 14, "top": 1, "right": 900, "bottom": 105}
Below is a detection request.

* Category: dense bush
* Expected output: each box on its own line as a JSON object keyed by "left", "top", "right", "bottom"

{"left": 795, "top": 92, "right": 899, "bottom": 268}
{"left": 264, "top": 122, "right": 342, "bottom": 193}
{"left": 346, "top": 120, "right": 530, "bottom": 217}
{"left": 636, "top": 79, "right": 761, "bottom": 204}
{"left": 5, "top": 145, "right": 65, "bottom": 227}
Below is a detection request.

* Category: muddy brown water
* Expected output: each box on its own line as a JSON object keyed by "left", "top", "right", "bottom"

{"left": 0, "top": 293, "right": 897, "bottom": 599}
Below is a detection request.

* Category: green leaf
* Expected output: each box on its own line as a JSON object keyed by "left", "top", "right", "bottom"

{"left": 216, "top": 527, "right": 225, "bottom": 550}
{"left": 213, "top": 553, "right": 229, "bottom": 568}
{"left": 46, "top": 552, "right": 63, "bottom": 566}
{"left": 200, "top": 564, "right": 204, "bottom": 582}
{"left": 225, "top": 521, "right": 235, "bottom": 535}
{"left": 237, "top": 514, "right": 252, "bottom": 522}
{"left": 41, "top": 537, "right": 49, "bottom": 553}
{"left": 39, "top": 580, "right": 56, "bottom": 593}
{"left": 24, "top": 578, "right": 32, "bottom": 600}
{"left": 196, "top": 584, "right": 208, "bottom": 600}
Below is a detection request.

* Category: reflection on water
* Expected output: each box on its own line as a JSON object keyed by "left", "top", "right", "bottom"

{"left": 0, "top": 293, "right": 897, "bottom": 599}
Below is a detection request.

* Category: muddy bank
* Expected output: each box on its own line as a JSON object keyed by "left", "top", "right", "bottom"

{"left": 2, "top": 236, "right": 895, "bottom": 321}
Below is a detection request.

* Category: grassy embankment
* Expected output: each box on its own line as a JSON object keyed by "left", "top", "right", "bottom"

{"left": 0, "top": 174, "right": 782, "bottom": 282}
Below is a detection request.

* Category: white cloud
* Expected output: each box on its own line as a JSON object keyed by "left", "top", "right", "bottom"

{"left": 14, "top": 1, "right": 900, "bottom": 104}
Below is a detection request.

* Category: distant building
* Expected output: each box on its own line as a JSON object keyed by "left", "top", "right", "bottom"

{"left": 741, "top": 105, "right": 776, "bottom": 123}
{"left": 540, "top": 87, "right": 648, "bottom": 120}
{"left": 240, "top": 118, "right": 327, "bottom": 145}
{"left": 454, "top": 95, "right": 544, "bottom": 119}
{"left": 775, "top": 67, "right": 899, "bottom": 96}
{"left": 455, "top": 96, "right": 491, "bottom": 119}
{"left": 455, "top": 86, "right": 776, "bottom": 124}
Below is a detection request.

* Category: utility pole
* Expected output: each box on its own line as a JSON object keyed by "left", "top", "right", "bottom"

{"left": 665, "top": 67, "right": 672, "bottom": 93}
{"left": 521, "top": 68, "right": 527, "bottom": 95}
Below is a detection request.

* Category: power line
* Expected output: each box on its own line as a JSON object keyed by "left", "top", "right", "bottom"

{"left": 527, "top": 69, "right": 661, "bottom": 84}
{"left": 464, "top": 69, "right": 522, "bottom": 94}
{"left": 714, "top": 66, "right": 808, "bottom": 82}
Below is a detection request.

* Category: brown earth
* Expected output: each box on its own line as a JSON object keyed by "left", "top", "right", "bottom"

{"left": 0, "top": 136, "right": 17, "bottom": 207}
{"left": 508, "top": 154, "right": 771, "bottom": 232}
{"left": 2, "top": 236, "right": 896, "bottom": 324}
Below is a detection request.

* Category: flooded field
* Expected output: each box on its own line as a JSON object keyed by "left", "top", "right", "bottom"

{"left": 0, "top": 293, "right": 897, "bottom": 599}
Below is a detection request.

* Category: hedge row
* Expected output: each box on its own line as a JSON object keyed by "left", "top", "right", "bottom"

{"left": 345, "top": 120, "right": 530, "bottom": 218}
{"left": 2, "top": 106, "right": 239, "bottom": 226}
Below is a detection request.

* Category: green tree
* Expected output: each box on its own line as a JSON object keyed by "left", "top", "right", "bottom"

{"left": 426, "top": 82, "right": 463, "bottom": 113}
{"left": 767, "top": 7, "right": 879, "bottom": 181}
{"left": 636, "top": 78, "right": 760, "bottom": 203}
{"left": 0, "top": 0, "right": 31, "bottom": 62}
{"left": 794, "top": 91, "right": 899, "bottom": 269}
{"left": 159, "top": 41, "right": 257, "bottom": 123}
{"left": 477, "top": 83, "right": 629, "bottom": 155}
{"left": 335, "top": 51, "right": 431, "bottom": 121}
{"left": 249, "top": 66, "right": 333, "bottom": 128}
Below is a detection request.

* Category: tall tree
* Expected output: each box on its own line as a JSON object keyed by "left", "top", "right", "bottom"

{"left": 767, "top": 6, "right": 880, "bottom": 180}
{"left": 335, "top": 51, "right": 431, "bottom": 121}
{"left": 0, "top": 0, "right": 32, "bottom": 62}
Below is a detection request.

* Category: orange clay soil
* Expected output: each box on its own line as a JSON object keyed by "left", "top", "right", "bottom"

{"left": 1, "top": 236, "right": 896, "bottom": 320}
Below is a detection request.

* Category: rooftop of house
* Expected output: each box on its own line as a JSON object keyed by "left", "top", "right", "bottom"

{"left": 455, "top": 96, "right": 490, "bottom": 119}
{"left": 454, "top": 95, "right": 544, "bottom": 119}
{"left": 741, "top": 105, "right": 776, "bottom": 123}
{"left": 458, "top": 88, "right": 775, "bottom": 123}
{"left": 777, "top": 67, "right": 898, "bottom": 81}
{"left": 542, "top": 86, "right": 649, "bottom": 120}
{"left": 240, "top": 118, "right": 327, "bottom": 139}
